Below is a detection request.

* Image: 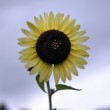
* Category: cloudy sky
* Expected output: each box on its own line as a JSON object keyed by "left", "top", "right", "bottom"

{"left": 0, "top": 0, "right": 110, "bottom": 110}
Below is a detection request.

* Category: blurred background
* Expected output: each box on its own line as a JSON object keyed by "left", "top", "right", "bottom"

{"left": 0, "top": 0, "right": 110, "bottom": 110}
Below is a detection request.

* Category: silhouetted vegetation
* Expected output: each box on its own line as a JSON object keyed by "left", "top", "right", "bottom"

{"left": 96, "top": 107, "right": 110, "bottom": 110}
{"left": 0, "top": 103, "right": 9, "bottom": 110}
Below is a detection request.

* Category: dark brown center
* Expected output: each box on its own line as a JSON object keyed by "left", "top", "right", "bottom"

{"left": 36, "top": 29, "right": 71, "bottom": 64}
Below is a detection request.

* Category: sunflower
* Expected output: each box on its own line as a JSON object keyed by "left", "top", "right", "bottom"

{"left": 18, "top": 11, "right": 89, "bottom": 84}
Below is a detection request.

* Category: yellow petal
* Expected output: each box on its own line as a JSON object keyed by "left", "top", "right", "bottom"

{"left": 39, "top": 15, "right": 47, "bottom": 31}
{"left": 40, "top": 64, "right": 52, "bottom": 82}
{"left": 48, "top": 11, "right": 54, "bottom": 29}
{"left": 71, "top": 49, "right": 89, "bottom": 57}
{"left": 27, "top": 21, "right": 41, "bottom": 36}
{"left": 62, "top": 61, "right": 72, "bottom": 80}
{"left": 34, "top": 16, "right": 39, "bottom": 24}
{"left": 21, "top": 29, "right": 36, "bottom": 38}
{"left": 67, "top": 24, "right": 80, "bottom": 37}
{"left": 58, "top": 64, "right": 66, "bottom": 83}
{"left": 69, "top": 54, "right": 85, "bottom": 69}
{"left": 70, "top": 53, "right": 87, "bottom": 65}
{"left": 25, "top": 57, "right": 39, "bottom": 69}
{"left": 54, "top": 13, "right": 64, "bottom": 29}
{"left": 19, "top": 48, "right": 30, "bottom": 54}
{"left": 19, "top": 47, "right": 35, "bottom": 54}
{"left": 69, "top": 54, "right": 87, "bottom": 69}
{"left": 18, "top": 37, "right": 36, "bottom": 42}
{"left": 69, "top": 30, "right": 86, "bottom": 40}
{"left": 59, "top": 15, "right": 70, "bottom": 31}
{"left": 63, "top": 19, "right": 76, "bottom": 34}
{"left": 40, "top": 15, "right": 44, "bottom": 24}
{"left": 71, "top": 44, "right": 90, "bottom": 50}
{"left": 74, "top": 62, "right": 85, "bottom": 69}
{"left": 20, "top": 48, "right": 35, "bottom": 55}
{"left": 75, "top": 30, "right": 86, "bottom": 36}
{"left": 44, "top": 67, "right": 52, "bottom": 82}
{"left": 30, "top": 60, "right": 44, "bottom": 74}
{"left": 18, "top": 41, "right": 35, "bottom": 47}
{"left": 67, "top": 56, "right": 78, "bottom": 76}
{"left": 78, "top": 57, "right": 87, "bottom": 65}
{"left": 19, "top": 52, "right": 37, "bottom": 62}
{"left": 70, "top": 65, "right": 78, "bottom": 76}
{"left": 43, "top": 12, "right": 50, "bottom": 30}
{"left": 76, "top": 63, "right": 85, "bottom": 69}
{"left": 53, "top": 65, "right": 60, "bottom": 84}
{"left": 71, "top": 65, "right": 78, "bottom": 76}
{"left": 44, "top": 12, "right": 48, "bottom": 21}
{"left": 39, "top": 63, "right": 49, "bottom": 82}
{"left": 73, "top": 36, "right": 89, "bottom": 43}
{"left": 34, "top": 16, "right": 44, "bottom": 32}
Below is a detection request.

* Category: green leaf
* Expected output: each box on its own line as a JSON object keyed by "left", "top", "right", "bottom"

{"left": 56, "top": 84, "right": 81, "bottom": 91}
{"left": 36, "top": 75, "right": 46, "bottom": 93}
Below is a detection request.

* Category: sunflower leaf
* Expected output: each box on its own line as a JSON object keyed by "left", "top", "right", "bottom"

{"left": 36, "top": 75, "right": 46, "bottom": 93}
{"left": 56, "top": 84, "right": 81, "bottom": 91}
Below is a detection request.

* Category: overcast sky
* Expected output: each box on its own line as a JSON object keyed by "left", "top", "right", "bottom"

{"left": 0, "top": 0, "right": 110, "bottom": 110}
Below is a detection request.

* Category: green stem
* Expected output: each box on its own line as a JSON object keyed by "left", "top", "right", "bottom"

{"left": 47, "top": 81, "right": 52, "bottom": 110}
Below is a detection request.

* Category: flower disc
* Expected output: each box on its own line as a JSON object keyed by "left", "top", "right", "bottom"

{"left": 36, "top": 29, "right": 71, "bottom": 64}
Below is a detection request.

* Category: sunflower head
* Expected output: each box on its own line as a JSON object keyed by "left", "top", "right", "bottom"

{"left": 18, "top": 11, "right": 90, "bottom": 84}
